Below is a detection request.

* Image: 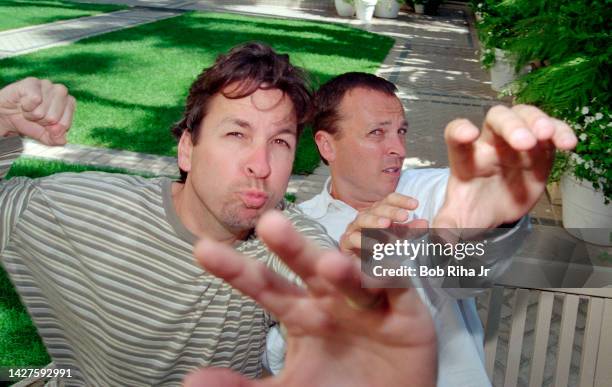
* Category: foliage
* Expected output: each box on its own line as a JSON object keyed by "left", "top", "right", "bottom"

{"left": 472, "top": 0, "right": 535, "bottom": 68}
{"left": 561, "top": 104, "right": 611, "bottom": 202}
{"left": 474, "top": 0, "right": 611, "bottom": 198}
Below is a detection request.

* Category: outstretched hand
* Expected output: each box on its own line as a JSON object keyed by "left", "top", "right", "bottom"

{"left": 433, "top": 104, "right": 577, "bottom": 229}
{"left": 187, "top": 211, "right": 437, "bottom": 387}
{"left": 0, "top": 77, "right": 75, "bottom": 145}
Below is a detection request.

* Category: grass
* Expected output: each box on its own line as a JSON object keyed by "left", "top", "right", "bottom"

{"left": 0, "top": 11, "right": 394, "bottom": 174}
{"left": 0, "top": 267, "right": 51, "bottom": 368}
{"left": 0, "top": 0, "right": 126, "bottom": 32}
{"left": 5, "top": 157, "right": 142, "bottom": 179}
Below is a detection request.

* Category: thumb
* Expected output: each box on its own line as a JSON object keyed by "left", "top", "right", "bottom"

{"left": 6, "top": 114, "right": 46, "bottom": 140}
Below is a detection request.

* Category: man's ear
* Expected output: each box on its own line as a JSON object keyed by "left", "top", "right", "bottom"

{"left": 314, "top": 131, "right": 336, "bottom": 163}
{"left": 177, "top": 131, "right": 194, "bottom": 173}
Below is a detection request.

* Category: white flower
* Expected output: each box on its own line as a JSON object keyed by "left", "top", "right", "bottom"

{"left": 581, "top": 106, "right": 589, "bottom": 115}
{"left": 584, "top": 162, "right": 590, "bottom": 170}
{"left": 478, "top": 3, "right": 483, "bottom": 8}
{"left": 595, "top": 112, "right": 603, "bottom": 120}
{"left": 579, "top": 133, "right": 588, "bottom": 141}
{"left": 585, "top": 116, "right": 595, "bottom": 124}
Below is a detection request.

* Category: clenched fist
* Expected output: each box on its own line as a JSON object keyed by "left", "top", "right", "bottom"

{"left": 0, "top": 77, "right": 75, "bottom": 145}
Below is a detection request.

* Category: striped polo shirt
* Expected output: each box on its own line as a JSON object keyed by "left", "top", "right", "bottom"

{"left": 0, "top": 136, "right": 335, "bottom": 386}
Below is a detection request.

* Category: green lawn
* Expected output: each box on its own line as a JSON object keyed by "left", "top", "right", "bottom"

{"left": 0, "top": 11, "right": 394, "bottom": 174}
{"left": 0, "top": 0, "right": 126, "bottom": 32}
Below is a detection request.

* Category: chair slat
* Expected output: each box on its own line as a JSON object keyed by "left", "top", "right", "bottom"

{"left": 484, "top": 287, "right": 505, "bottom": 378}
{"left": 579, "top": 297, "right": 604, "bottom": 387}
{"left": 504, "top": 289, "right": 530, "bottom": 387}
{"left": 528, "top": 291, "right": 554, "bottom": 387}
{"left": 554, "top": 294, "right": 580, "bottom": 387}
{"left": 594, "top": 298, "right": 612, "bottom": 387}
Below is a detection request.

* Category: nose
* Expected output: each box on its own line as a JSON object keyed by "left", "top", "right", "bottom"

{"left": 387, "top": 133, "right": 406, "bottom": 158}
{"left": 244, "top": 145, "right": 271, "bottom": 179}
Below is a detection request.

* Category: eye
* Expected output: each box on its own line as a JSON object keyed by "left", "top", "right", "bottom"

{"left": 369, "top": 129, "right": 384, "bottom": 136}
{"left": 227, "top": 132, "right": 244, "bottom": 138}
{"left": 273, "top": 138, "right": 291, "bottom": 148}
{"left": 398, "top": 128, "right": 408, "bottom": 135}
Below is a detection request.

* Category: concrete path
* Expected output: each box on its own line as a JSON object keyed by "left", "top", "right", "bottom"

{"left": 0, "top": 7, "right": 183, "bottom": 59}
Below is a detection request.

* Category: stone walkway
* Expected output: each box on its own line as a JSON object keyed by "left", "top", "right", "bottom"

{"left": 0, "top": 7, "right": 183, "bottom": 60}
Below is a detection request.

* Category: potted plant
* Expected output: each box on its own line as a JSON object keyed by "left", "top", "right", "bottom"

{"left": 413, "top": 0, "right": 425, "bottom": 14}
{"left": 374, "top": 0, "right": 401, "bottom": 18}
{"left": 557, "top": 104, "right": 612, "bottom": 246}
{"left": 475, "top": 1, "right": 527, "bottom": 91}
{"left": 355, "top": 0, "right": 378, "bottom": 22}
{"left": 334, "top": 0, "right": 355, "bottom": 17}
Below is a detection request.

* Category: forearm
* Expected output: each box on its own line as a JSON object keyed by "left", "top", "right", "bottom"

{"left": 433, "top": 215, "right": 532, "bottom": 299}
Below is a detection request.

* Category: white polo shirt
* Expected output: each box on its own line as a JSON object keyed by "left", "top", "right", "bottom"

{"left": 265, "top": 168, "right": 493, "bottom": 387}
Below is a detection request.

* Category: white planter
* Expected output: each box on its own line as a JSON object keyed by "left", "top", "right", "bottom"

{"left": 374, "top": 0, "right": 400, "bottom": 18}
{"left": 355, "top": 0, "right": 378, "bottom": 22}
{"left": 414, "top": 4, "right": 424, "bottom": 14}
{"left": 334, "top": 0, "right": 355, "bottom": 17}
{"left": 561, "top": 173, "right": 612, "bottom": 246}
{"left": 489, "top": 48, "right": 529, "bottom": 92}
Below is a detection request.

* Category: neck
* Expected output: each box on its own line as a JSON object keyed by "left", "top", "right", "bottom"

{"left": 171, "top": 182, "right": 247, "bottom": 244}
{"left": 329, "top": 178, "right": 377, "bottom": 212}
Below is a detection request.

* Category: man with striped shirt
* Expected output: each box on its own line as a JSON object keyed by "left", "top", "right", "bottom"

{"left": 1, "top": 44, "right": 437, "bottom": 387}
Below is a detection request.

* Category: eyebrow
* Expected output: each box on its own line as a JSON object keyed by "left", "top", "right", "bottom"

{"left": 227, "top": 118, "right": 252, "bottom": 130}
{"left": 371, "top": 120, "right": 409, "bottom": 129}
{"left": 222, "top": 118, "right": 297, "bottom": 136}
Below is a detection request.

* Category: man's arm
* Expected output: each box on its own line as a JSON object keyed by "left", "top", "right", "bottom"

{"left": 186, "top": 211, "right": 437, "bottom": 387}
{"left": 0, "top": 78, "right": 75, "bottom": 254}
{"left": 0, "top": 135, "right": 23, "bottom": 179}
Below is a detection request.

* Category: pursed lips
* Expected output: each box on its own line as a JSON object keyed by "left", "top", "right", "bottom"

{"left": 239, "top": 189, "right": 269, "bottom": 209}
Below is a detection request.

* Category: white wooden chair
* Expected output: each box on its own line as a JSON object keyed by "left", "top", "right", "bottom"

{"left": 482, "top": 287, "right": 612, "bottom": 387}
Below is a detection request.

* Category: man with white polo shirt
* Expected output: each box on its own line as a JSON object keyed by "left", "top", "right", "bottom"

{"left": 265, "top": 72, "right": 576, "bottom": 386}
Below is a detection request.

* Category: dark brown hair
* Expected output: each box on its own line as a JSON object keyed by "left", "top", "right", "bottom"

{"left": 171, "top": 42, "right": 313, "bottom": 182}
{"left": 312, "top": 72, "right": 398, "bottom": 164}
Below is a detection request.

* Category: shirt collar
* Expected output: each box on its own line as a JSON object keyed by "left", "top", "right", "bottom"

{"left": 302, "top": 177, "right": 357, "bottom": 219}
